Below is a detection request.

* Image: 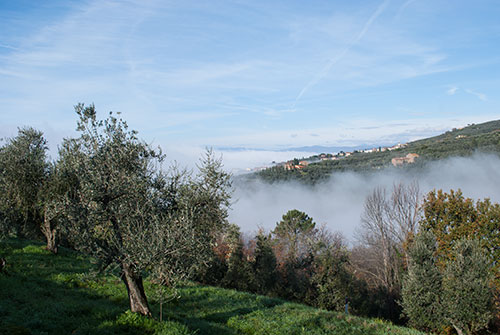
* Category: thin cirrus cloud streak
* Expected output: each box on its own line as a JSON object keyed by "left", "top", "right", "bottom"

{"left": 292, "top": 0, "right": 390, "bottom": 107}
{"left": 395, "top": 0, "right": 420, "bottom": 19}
{"left": 191, "top": 115, "right": 497, "bottom": 149}
{"left": 446, "top": 86, "right": 487, "bottom": 101}
{"left": 447, "top": 86, "right": 459, "bottom": 95}
{"left": 0, "top": 0, "right": 499, "bottom": 168}
{"left": 0, "top": 1, "right": 469, "bottom": 111}
{"left": 465, "top": 89, "right": 487, "bottom": 101}
{"left": 0, "top": 43, "right": 19, "bottom": 51}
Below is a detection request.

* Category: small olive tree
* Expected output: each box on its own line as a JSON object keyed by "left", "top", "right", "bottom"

{"left": 443, "top": 238, "right": 494, "bottom": 335}
{"left": 402, "top": 232, "right": 494, "bottom": 334}
{"left": 59, "top": 104, "right": 231, "bottom": 316}
{"left": 401, "top": 230, "right": 443, "bottom": 331}
{"left": 0, "top": 127, "right": 48, "bottom": 239}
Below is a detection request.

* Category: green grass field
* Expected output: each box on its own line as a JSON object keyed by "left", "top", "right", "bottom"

{"left": 0, "top": 239, "right": 426, "bottom": 335}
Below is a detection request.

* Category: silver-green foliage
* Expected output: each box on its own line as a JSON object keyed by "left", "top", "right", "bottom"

{"left": 402, "top": 231, "right": 494, "bottom": 334}
{"left": 443, "top": 238, "right": 494, "bottom": 335}
{"left": 0, "top": 127, "right": 48, "bottom": 238}
{"left": 401, "top": 230, "right": 443, "bottom": 331}
{"left": 58, "top": 104, "right": 231, "bottom": 311}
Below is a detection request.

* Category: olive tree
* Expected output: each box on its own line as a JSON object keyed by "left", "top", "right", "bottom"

{"left": 59, "top": 104, "right": 231, "bottom": 316}
{"left": 443, "top": 238, "right": 494, "bottom": 335}
{"left": 401, "top": 230, "right": 443, "bottom": 331}
{"left": 402, "top": 232, "right": 494, "bottom": 334}
{"left": 0, "top": 127, "right": 48, "bottom": 238}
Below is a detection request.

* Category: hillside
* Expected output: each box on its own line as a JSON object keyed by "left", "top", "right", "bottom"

{"left": 253, "top": 119, "right": 500, "bottom": 184}
{"left": 0, "top": 238, "right": 425, "bottom": 335}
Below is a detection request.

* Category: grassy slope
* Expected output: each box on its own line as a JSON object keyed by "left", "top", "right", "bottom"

{"left": 0, "top": 239, "right": 425, "bottom": 335}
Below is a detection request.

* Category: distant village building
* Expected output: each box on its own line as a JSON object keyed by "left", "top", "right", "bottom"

{"left": 388, "top": 143, "right": 406, "bottom": 151}
{"left": 283, "top": 160, "right": 309, "bottom": 170}
{"left": 391, "top": 153, "right": 419, "bottom": 167}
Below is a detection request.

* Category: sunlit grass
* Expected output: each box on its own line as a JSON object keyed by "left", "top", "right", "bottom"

{"left": 0, "top": 239, "right": 426, "bottom": 334}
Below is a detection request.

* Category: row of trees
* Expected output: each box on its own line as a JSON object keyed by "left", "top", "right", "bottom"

{"left": 195, "top": 210, "right": 360, "bottom": 313}
{"left": 1, "top": 105, "right": 498, "bottom": 333}
{"left": 354, "top": 185, "right": 499, "bottom": 334}
{"left": 0, "top": 104, "right": 232, "bottom": 316}
{"left": 194, "top": 184, "right": 499, "bottom": 334}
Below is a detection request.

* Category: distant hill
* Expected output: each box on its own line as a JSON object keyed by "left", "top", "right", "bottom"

{"left": 251, "top": 119, "right": 500, "bottom": 184}
{"left": 279, "top": 144, "right": 377, "bottom": 153}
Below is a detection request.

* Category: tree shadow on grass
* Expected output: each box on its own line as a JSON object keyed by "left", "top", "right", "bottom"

{"left": 0, "top": 240, "right": 157, "bottom": 335}
{"left": 162, "top": 285, "right": 285, "bottom": 335}
{"left": 1, "top": 270, "right": 141, "bottom": 335}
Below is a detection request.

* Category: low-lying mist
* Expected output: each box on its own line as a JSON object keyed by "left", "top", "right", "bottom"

{"left": 228, "top": 153, "right": 500, "bottom": 242}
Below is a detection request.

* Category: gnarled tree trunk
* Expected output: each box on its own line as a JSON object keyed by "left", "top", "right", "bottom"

{"left": 121, "top": 262, "right": 151, "bottom": 316}
{"left": 0, "top": 258, "right": 6, "bottom": 273}
{"left": 452, "top": 324, "right": 464, "bottom": 335}
{"left": 42, "top": 209, "right": 58, "bottom": 254}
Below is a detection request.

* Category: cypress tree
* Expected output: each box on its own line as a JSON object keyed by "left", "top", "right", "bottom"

{"left": 253, "top": 232, "right": 278, "bottom": 295}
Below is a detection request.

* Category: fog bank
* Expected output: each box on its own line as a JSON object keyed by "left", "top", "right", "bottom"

{"left": 228, "top": 154, "right": 500, "bottom": 241}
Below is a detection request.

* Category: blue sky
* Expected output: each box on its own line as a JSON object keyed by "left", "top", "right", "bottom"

{"left": 1, "top": 0, "right": 499, "bottom": 170}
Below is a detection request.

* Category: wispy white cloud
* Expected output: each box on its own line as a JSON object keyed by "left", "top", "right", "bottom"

{"left": 0, "top": 0, "right": 452, "bottom": 116}
{"left": 0, "top": 0, "right": 498, "bottom": 161}
{"left": 447, "top": 86, "right": 459, "bottom": 95}
{"left": 189, "top": 115, "right": 498, "bottom": 150}
{"left": 446, "top": 86, "right": 487, "bottom": 101}
{"left": 293, "top": 0, "right": 390, "bottom": 106}
{"left": 0, "top": 43, "right": 19, "bottom": 51}
{"left": 145, "top": 61, "right": 270, "bottom": 87}
{"left": 465, "top": 88, "right": 487, "bottom": 101}
{"left": 396, "top": 0, "right": 420, "bottom": 19}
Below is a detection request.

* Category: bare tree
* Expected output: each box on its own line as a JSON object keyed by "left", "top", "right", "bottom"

{"left": 357, "top": 187, "right": 396, "bottom": 291}
{"left": 388, "top": 181, "right": 422, "bottom": 266}
{"left": 389, "top": 181, "right": 422, "bottom": 246}
{"left": 354, "top": 182, "right": 422, "bottom": 293}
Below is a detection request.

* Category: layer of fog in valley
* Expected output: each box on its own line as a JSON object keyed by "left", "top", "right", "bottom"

{"left": 229, "top": 154, "right": 500, "bottom": 241}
